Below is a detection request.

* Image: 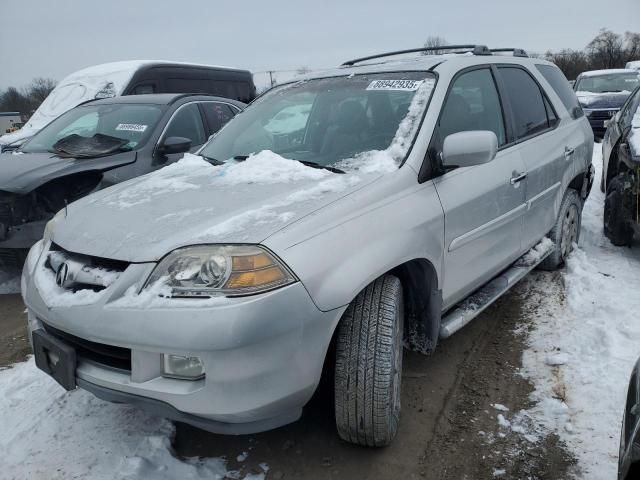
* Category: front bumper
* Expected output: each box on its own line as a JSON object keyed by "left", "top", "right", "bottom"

{"left": 22, "top": 245, "right": 346, "bottom": 434}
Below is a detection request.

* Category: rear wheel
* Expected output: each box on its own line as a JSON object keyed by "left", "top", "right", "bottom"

{"left": 334, "top": 274, "right": 404, "bottom": 447}
{"left": 604, "top": 174, "right": 635, "bottom": 247}
{"left": 539, "top": 189, "right": 582, "bottom": 271}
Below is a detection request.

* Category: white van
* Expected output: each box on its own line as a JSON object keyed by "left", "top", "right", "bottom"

{"left": 0, "top": 61, "right": 256, "bottom": 151}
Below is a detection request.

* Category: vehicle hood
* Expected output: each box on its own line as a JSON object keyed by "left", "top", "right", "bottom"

{"left": 576, "top": 91, "right": 631, "bottom": 109}
{"left": 51, "top": 152, "right": 390, "bottom": 262}
{"left": 0, "top": 150, "right": 137, "bottom": 194}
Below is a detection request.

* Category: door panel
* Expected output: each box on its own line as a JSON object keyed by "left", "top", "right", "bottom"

{"left": 435, "top": 149, "right": 526, "bottom": 309}
{"left": 430, "top": 67, "right": 526, "bottom": 308}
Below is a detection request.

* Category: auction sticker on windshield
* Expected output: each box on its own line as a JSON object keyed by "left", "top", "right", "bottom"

{"left": 366, "top": 79, "right": 424, "bottom": 91}
{"left": 115, "top": 123, "right": 148, "bottom": 132}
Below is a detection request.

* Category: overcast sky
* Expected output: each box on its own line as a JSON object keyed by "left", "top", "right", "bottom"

{"left": 2, "top": 0, "right": 639, "bottom": 90}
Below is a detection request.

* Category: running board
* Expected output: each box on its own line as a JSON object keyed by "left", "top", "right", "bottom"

{"left": 439, "top": 238, "right": 554, "bottom": 339}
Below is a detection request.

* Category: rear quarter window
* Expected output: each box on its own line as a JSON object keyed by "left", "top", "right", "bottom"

{"left": 536, "top": 64, "right": 583, "bottom": 120}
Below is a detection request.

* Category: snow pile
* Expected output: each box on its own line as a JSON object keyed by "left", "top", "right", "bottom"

{"left": 0, "top": 359, "right": 260, "bottom": 480}
{"left": 220, "top": 150, "right": 330, "bottom": 184}
{"left": 515, "top": 237, "right": 554, "bottom": 267}
{"left": 521, "top": 145, "right": 640, "bottom": 479}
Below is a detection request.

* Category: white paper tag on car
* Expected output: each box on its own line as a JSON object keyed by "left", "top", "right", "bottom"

{"left": 366, "top": 80, "right": 424, "bottom": 91}
{"left": 115, "top": 123, "right": 148, "bottom": 132}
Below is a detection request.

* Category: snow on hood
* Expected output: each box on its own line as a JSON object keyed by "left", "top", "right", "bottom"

{"left": 0, "top": 61, "right": 151, "bottom": 146}
{"left": 51, "top": 152, "right": 370, "bottom": 262}
{"left": 576, "top": 90, "right": 631, "bottom": 109}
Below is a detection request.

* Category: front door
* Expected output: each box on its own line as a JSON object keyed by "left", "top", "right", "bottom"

{"left": 430, "top": 67, "right": 527, "bottom": 308}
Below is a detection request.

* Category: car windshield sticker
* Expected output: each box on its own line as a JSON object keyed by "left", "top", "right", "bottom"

{"left": 115, "top": 123, "right": 148, "bottom": 132}
{"left": 366, "top": 79, "right": 424, "bottom": 91}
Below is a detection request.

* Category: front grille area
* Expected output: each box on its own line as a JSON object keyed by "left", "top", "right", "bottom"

{"left": 43, "top": 322, "right": 132, "bottom": 371}
{"left": 46, "top": 243, "right": 129, "bottom": 292}
{"left": 589, "top": 109, "right": 618, "bottom": 120}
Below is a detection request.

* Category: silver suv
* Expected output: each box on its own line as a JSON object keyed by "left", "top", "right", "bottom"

{"left": 22, "top": 45, "right": 594, "bottom": 447}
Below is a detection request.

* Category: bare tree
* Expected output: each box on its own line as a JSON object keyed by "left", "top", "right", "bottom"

{"left": 587, "top": 29, "right": 625, "bottom": 69}
{"left": 26, "top": 77, "right": 56, "bottom": 105}
{"left": 423, "top": 36, "right": 448, "bottom": 55}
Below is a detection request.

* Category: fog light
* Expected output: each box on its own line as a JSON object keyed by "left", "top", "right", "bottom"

{"left": 162, "top": 354, "right": 205, "bottom": 380}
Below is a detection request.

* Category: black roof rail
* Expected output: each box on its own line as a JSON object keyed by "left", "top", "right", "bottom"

{"left": 341, "top": 44, "right": 491, "bottom": 66}
{"left": 489, "top": 48, "right": 529, "bottom": 58}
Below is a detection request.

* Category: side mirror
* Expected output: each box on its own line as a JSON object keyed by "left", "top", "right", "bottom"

{"left": 158, "top": 136, "right": 191, "bottom": 155}
{"left": 442, "top": 131, "right": 498, "bottom": 168}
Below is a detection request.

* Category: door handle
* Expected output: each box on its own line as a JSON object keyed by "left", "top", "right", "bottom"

{"left": 510, "top": 172, "right": 527, "bottom": 185}
{"left": 564, "top": 146, "right": 575, "bottom": 159}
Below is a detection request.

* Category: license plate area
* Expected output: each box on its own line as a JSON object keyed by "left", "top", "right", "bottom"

{"left": 33, "top": 329, "right": 77, "bottom": 391}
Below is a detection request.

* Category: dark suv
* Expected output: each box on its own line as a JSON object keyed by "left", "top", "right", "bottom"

{"left": 0, "top": 93, "right": 244, "bottom": 265}
{"left": 574, "top": 69, "right": 640, "bottom": 139}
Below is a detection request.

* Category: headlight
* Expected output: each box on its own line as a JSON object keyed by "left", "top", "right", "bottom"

{"left": 144, "top": 245, "right": 296, "bottom": 297}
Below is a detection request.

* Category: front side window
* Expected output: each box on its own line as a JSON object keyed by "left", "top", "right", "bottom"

{"left": 498, "top": 67, "right": 550, "bottom": 139}
{"left": 199, "top": 72, "right": 436, "bottom": 168}
{"left": 22, "top": 104, "right": 164, "bottom": 155}
{"left": 435, "top": 68, "right": 506, "bottom": 149}
{"left": 575, "top": 72, "right": 640, "bottom": 94}
{"left": 164, "top": 103, "right": 206, "bottom": 146}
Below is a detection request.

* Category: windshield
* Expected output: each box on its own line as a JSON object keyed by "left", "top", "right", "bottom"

{"left": 576, "top": 72, "right": 640, "bottom": 94}
{"left": 199, "top": 72, "right": 435, "bottom": 169}
{"left": 21, "top": 103, "right": 164, "bottom": 155}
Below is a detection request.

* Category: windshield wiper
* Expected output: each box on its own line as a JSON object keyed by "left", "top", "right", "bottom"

{"left": 296, "top": 160, "right": 345, "bottom": 174}
{"left": 200, "top": 154, "right": 224, "bottom": 165}
{"left": 232, "top": 155, "right": 344, "bottom": 173}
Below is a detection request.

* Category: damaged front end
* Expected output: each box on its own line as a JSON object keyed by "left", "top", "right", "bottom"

{"left": 0, "top": 172, "right": 102, "bottom": 266}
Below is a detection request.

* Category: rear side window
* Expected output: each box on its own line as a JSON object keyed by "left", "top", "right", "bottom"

{"left": 498, "top": 67, "right": 551, "bottom": 139}
{"left": 436, "top": 68, "right": 506, "bottom": 147}
{"left": 201, "top": 102, "right": 237, "bottom": 134}
{"left": 536, "top": 64, "right": 583, "bottom": 119}
{"left": 164, "top": 103, "right": 206, "bottom": 146}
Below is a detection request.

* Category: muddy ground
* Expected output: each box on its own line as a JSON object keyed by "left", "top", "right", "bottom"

{"left": 0, "top": 272, "right": 575, "bottom": 479}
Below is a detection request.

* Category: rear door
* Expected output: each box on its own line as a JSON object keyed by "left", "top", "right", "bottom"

{"left": 432, "top": 67, "right": 527, "bottom": 308}
{"left": 497, "top": 65, "right": 588, "bottom": 250}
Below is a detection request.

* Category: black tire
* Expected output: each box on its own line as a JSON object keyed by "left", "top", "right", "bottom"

{"left": 604, "top": 174, "right": 635, "bottom": 247}
{"left": 334, "top": 274, "right": 404, "bottom": 447}
{"left": 539, "top": 189, "right": 582, "bottom": 271}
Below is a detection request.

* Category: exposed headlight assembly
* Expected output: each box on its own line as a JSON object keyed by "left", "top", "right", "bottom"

{"left": 144, "top": 245, "right": 296, "bottom": 297}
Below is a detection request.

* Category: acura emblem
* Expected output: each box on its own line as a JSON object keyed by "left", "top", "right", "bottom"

{"left": 55, "top": 262, "right": 69, "bottom": 288}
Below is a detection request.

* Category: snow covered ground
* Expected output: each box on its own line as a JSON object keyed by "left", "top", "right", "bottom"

{"left": 521, "top": 144, "right": 640, "bottom": 479}
{"left": 0, "top": 358, "right": 265, "bottom": 479}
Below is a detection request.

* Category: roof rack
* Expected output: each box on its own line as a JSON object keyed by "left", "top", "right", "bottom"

{"left": 341, "top": 45, "right": 492, "bottom": 66}
{"left": 489, "top": 48, "right": 529, "bottom": 57}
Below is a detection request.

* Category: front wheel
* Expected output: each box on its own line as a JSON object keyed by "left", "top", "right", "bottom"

{"left": 539, "top": 189, "right": 582, "bottom": 271}
{"left": 334, "top": 274, "right": 404, "bottom": 447}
